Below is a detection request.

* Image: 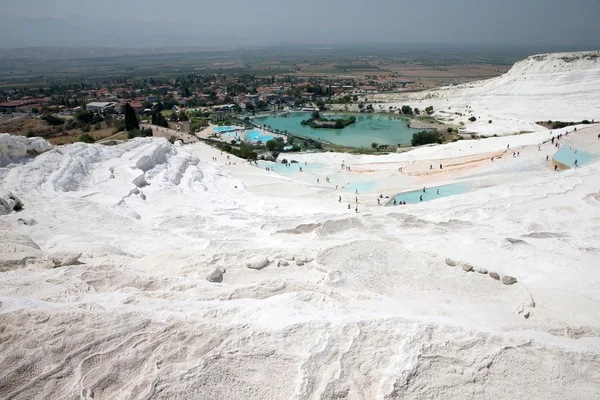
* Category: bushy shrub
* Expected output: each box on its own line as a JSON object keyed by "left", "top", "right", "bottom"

{"left": 13, "top": 199, "right": 23, "bottom": 212}
{"left": 41, "top": 114, "right": 64, "bottom": 126}
{"left": 78, "top": 133, "right": 95, "bottom": 143}
{"left": 469, "top": 116, "right": 477, "bottom": 122}
{"left": 411, "top": 130, "right": 443, "bottom": 146}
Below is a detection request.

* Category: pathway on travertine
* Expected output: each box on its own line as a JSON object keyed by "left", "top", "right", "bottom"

{"left": 150, "top": 125, "right": 199, "bottom": 144}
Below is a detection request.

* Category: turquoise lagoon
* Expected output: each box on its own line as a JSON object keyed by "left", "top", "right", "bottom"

{"left": 254, "top": 112, "right": 429, "bottom": 148}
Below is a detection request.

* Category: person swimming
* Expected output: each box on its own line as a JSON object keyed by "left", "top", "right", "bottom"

{"left": 393, "top": 199, "right": 397, "bottom": 205}
{"left": 420, "top": 195, "right": 423, "bottom": 201}
{"left": 437, "top": 189, "right": 440, "bottom": 195}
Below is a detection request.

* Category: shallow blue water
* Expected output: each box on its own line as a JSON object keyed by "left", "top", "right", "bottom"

{"left": 387, "top": 182, "right": 472, "bottom": 206}
{"left": 255, "top": 160, "right": 323, "bottom": 174}
{"left": 221, "top": 132, "right": 240, "bottom": 138}
{"left": 213, "top": 126, "right": 237, "bottom": 132}
{"left": 553, "top": 146, "right": 597, "bottom": 167}
{"left": 341, "top": 181, "right": 378, "bottom": 194}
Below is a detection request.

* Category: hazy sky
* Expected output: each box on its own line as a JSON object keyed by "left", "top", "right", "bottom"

{"left": 2, "top": 0, "right": 600, "bottom": 48}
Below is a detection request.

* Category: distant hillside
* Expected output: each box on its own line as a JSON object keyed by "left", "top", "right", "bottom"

{"left": 384, "top": 50, "right": 600, "bottom": 134}
{"left": 0, "top": 46, "right": 227, "bottom": 61}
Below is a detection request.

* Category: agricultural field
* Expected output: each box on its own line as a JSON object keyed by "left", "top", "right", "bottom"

{"left": 0, "top": 44, "right": 526, "bottom": 90}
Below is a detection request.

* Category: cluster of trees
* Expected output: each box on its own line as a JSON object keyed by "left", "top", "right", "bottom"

{"left": 169, "top": 111, "right": 189, "bottom": 122}
{"left": 127, "top": 128, "right": 153, "bottom": 139}
{"left": 151, "top": 111, "right": 169, "bottom": 128}
{"left": 216, "top": 141, "right": 258, "bottom": 160}
{"left": 301, "top": 111, "right": 356, "bottom": 129}
{"left": 189, "top": 118, "right": 209, "bottom": 133}
{"left": 371, "top": 143, "right": 391, "bottom": 151}
{"left": 411, "top": 130, "right": 443, "bottom": 146}
{"left": 75, "top": 109, "right": 103, "bottom": 125}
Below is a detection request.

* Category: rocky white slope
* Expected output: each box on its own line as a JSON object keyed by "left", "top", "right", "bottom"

{"left": 1, "top": 129, "right": 600, "bottom": 399}
{"left": 375, "top": 51, "right": 600, "bottom": 136}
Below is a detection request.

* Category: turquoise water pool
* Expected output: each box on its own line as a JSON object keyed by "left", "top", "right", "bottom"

{"left": 221, "top": 132, "right": 240, "bottom": 138}
{"left": 387, "top": 182, "right": 472, "bottom": 205}
{"left": 213, "top": 126, "right": 237, "bottom": 132}
{"left": 246, "top": 130, "right": 274, "bottom": 142}
{"left": 254, "top": 112, "right": 430, "bottom": 148}
{"left": 553, "top": 146, "right": 597, "bottom": 168}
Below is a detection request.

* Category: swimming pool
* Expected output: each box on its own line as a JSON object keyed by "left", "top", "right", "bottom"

{"left": 246, "top": 131, "right": 274, "bottom": 142}
{"left": 386, "top": 182, "right": 472, "bottom": 206}
{"left": 553, "top": 146, "right": 597, "bottom": 168}
{"left": 221, "top": 132, "right": 240, "bottom": 138}
{"left": 213, "top": 126, "right": 237, "bottom": 133}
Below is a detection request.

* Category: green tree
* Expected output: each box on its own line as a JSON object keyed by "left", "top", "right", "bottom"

{"left": 170, "top": 111, "right": 179, "bottom": 122}
{"left": 266, "top": 140, "right": 277, "bottom": 151}
{"left": 371, "top": 142, "right": 379, "bottom": 151}
{"left": 75, "top": 109, "right": 94, "bottom": 124}
{"left": 401, "top": 105, "right": 413, "bottom": 115}
{"left": 311, "top": 110, "right": 320, "bottom": 120}
{"left": 411, "top": 130, "right": 443, "bottom": 146}
{"left": 151, "top": 111, "right": 169, "bottom": 128}
{"left": 124, "top": 103, "right": 139, "bottom": 131}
